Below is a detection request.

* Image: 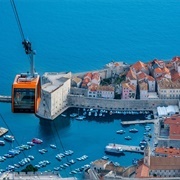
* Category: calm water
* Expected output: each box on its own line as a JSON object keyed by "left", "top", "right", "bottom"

{"left": 0, "top": 103, "right": 154, "bottom": 179}
{"left": 0, "top": 0, "right": 179, "bottom": 178}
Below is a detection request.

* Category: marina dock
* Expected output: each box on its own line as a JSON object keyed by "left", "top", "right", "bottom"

{"left": 0, "top": 127, "right": 8, "bottom": 136}
{"left": 112, "top": 143, "right": 144, "bottom": 154}
{"left": 121, "top": 119, "right": 156, "bottom": 125}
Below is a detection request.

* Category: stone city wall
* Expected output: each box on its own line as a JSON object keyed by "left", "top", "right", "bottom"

{"left": 67, "top": 95, "right": 178, "bottom": 111}
{"left": 70, "top": 87, "right": 88, "bottom": 96}
{"left": 158, "top": 139, "right": 180, "bottom": 148}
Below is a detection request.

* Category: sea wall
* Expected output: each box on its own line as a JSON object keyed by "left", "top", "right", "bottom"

{"left": 67, "top": 95, "right": 178, "bottom": 111}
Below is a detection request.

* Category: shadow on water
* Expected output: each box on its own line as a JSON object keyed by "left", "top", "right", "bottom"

{"left": 37, "top": 116, "right": 71, "bottom": 144}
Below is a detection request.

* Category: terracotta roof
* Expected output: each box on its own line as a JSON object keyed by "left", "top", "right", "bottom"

{"left": 84, "top": 72, "right": 92, "bottom": 79}
{"left": 172, "top": 56, "right": 180, "bottom": 62}
{"left": 165, "top": 62, "right": 173, "bottom": 69}
{"left": 164, "top": 115, "right": 180, "bottom": 140}
{"left": 137, "top": 72, "right": 147, "bottom": 80}
{"left": 88, "top": 84, "right": 98, "bottom": 91}
{"left": 146, "top": 75, "right": 155, "bottom": 81}
{"left": 148, "top": 59, "right": 165, "bottom": 68}
{"left": 92, "top": 73, "right": 100, "bottom": 81}
{"left": 97, "top": 86, "right": 114, "bottom": 91}
{"left": 114, "top": 62, "right": 120, "bottom": 67}
{"left": 150, "top": 156, "right": 180, "bottom": 170}
{"left": 162, "top": 66, "right": 170, "bottom": 74}
{"left": 83, "top": 78, "right": 91, "bottom": 84}
{"left": 126, "top": 69, "right": 137, "bottom": 80}
{"left": 155, "top": 147, "right": 180, "bottom": 157}
{"left": 156, "top": 75, "right": 166, "bottom": 82}
{"left": 158, "top": 78, "right": 180, "bottom": 89}
{"left": 131, "top": 61, "right": 148, "bottom": 73}
{"left": 154, "top": 67, "right": 163, "bottom": 74}
{"left": 135, "top": 164, "right": 149, "bottom": 178}
{"left": 122, "top": 81, "right": 136, "bottom": 91}
{"left": 170, "top": 69, "right": 180, "bottom": 82}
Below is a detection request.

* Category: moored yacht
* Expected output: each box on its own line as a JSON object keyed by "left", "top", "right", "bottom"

{"left": 4, "top": 135, "right": 15, "bottom": 142}
{"left": 116, "top": 130, "right": 125, "bottom": 134}
{"left": 125, "top": 136, "right": 132, "bottom": 140}
{"left": 129, "top": 128, "right": 138, "bottom": 133}
{"left": 0, "top": 140, "right": 5, "bottom": 145}
{"left": 70, "top": 113, "right": 78, "bottom": 118}
{"left": 50, "top": 144, "right": 56, "bottom": 149}
{"left": 76, "top": 116, "right": 84, "bottom": 121}
{"left": 105, "top": 143, "right": 124, "bottom": 155}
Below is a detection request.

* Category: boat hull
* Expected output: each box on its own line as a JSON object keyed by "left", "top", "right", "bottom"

{"left": 105, "top": 144, "right": 125, "bottom": 156}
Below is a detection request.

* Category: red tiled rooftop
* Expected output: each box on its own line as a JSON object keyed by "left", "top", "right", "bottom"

{"left": 155, "top": 147, "right": 180, "bottom": 157}
{"left": 146, "top": 75, "right": 155, "bottom": 81}
{"left": 84, "top": 72, "right": 92, "bottom": 79}
{"left": 137, "top": 72, "right": 147, "bottom": 80}
{"left": 171, "top": 69, "right": 180, "bottom": 82}
{"left": 126, "top": 69, "right": 137, "bottom": 80}
{"left": 135, "top": 164, "right": 149, "bottom": 178}
{"left": 83, "top": 78, "right": 91, "bottom": 84}
{"left": 88, "top": 84, "right": 98, "bottom": 91}
{"left": 162, "top": 66, "right": 170, "bottom": 74}
{"left": 172, "top": 56, "right": 180, "bottom": 62}
{"left": 164, "top": 115, "right": 180, "bottom": 140}
{"left": 150, "top": 156, "right": 180, "bottom": 170}
{"left": 131, "top": 61, "right": 148, "bottom": 73}
{"left": 154, "top": 67, "right": 163, "bottom": 74}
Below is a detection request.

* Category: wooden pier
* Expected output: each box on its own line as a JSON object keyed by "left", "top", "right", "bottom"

{"left": 121, "top": 119, "right": 156, "bottom": 125}
{"left": 113, "top": 143, "right": 144, "bottom": 153}
{"left": 0, "top": 127, "right": 8, "bottom": 136}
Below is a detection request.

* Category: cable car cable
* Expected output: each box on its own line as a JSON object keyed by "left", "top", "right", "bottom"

{"left": 10, "top": 0, "right": 25, "bottom": 41}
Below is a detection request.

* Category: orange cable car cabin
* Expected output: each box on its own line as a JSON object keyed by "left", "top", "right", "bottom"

{"left": 12, "top": 73, "right": 41, "bottom": 113}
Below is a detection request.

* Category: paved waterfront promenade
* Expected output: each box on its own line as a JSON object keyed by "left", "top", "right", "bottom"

{"left": 121, "top": 119, "right": 156, "bottom": 125}
{"left": 0, "top": 172, "right": 77, "bottom": 180}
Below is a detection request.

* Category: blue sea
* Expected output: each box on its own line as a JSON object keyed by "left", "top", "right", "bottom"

{"left": 0, "top": 0, "right": 180, "bottom": 179}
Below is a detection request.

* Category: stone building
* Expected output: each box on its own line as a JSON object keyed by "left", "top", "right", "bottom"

{"left": 135, "top": 146, "right": 180, "bottom": 178}
{"left": 121, "top": 81, "right": 136, "bottom": 99}
{"left": 36, "top": 72, "right": 71, "bottom": 120}
{"left": 157, "top": 78, "right": 180, "bottom": 99}
{"left": 139, "top": 81, "right": 148, "bottom": 100}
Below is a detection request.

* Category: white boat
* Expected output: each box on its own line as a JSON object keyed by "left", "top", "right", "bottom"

{"left": 70, "top": 113, "right": 78, "bottom": 118}
{"left": 69, "top": 159, "right": 75, "bottom": 164}
{"left": 145, "top": 114, "right": 152, "bottom": 120}
{"left": 4, "top": 135, "right": 15, "bottom": 142}
{"left": 76, "top": 116, "right": 84, "bottom": 121}
{"left": 105, "top": 143, "right": 124, "bottom": 155}
{"left": 116, "top": 130, "right": 125, "bottom": 134}
{"left": 27, "top": 141, "right": 35, "bottom": 146}
{"left": 28, "top": 155, "right": 34, "bottom": 160}
{"left": 50, "top": 144, "right": 56, "bottom": 149}
{"left": 129, "top": 128, "right": 138, "bottom": 133}
{"left": 125, "top": 136, "right": 132, "bottom": 140}
{"left": 102, "top": 156, "right": 109, "bottom": 160}
{"left": 61, "top": 114, "right": 66, "bottom": 117}
{"left": 0, "top": 140, "right": 5, "bottom": 145}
